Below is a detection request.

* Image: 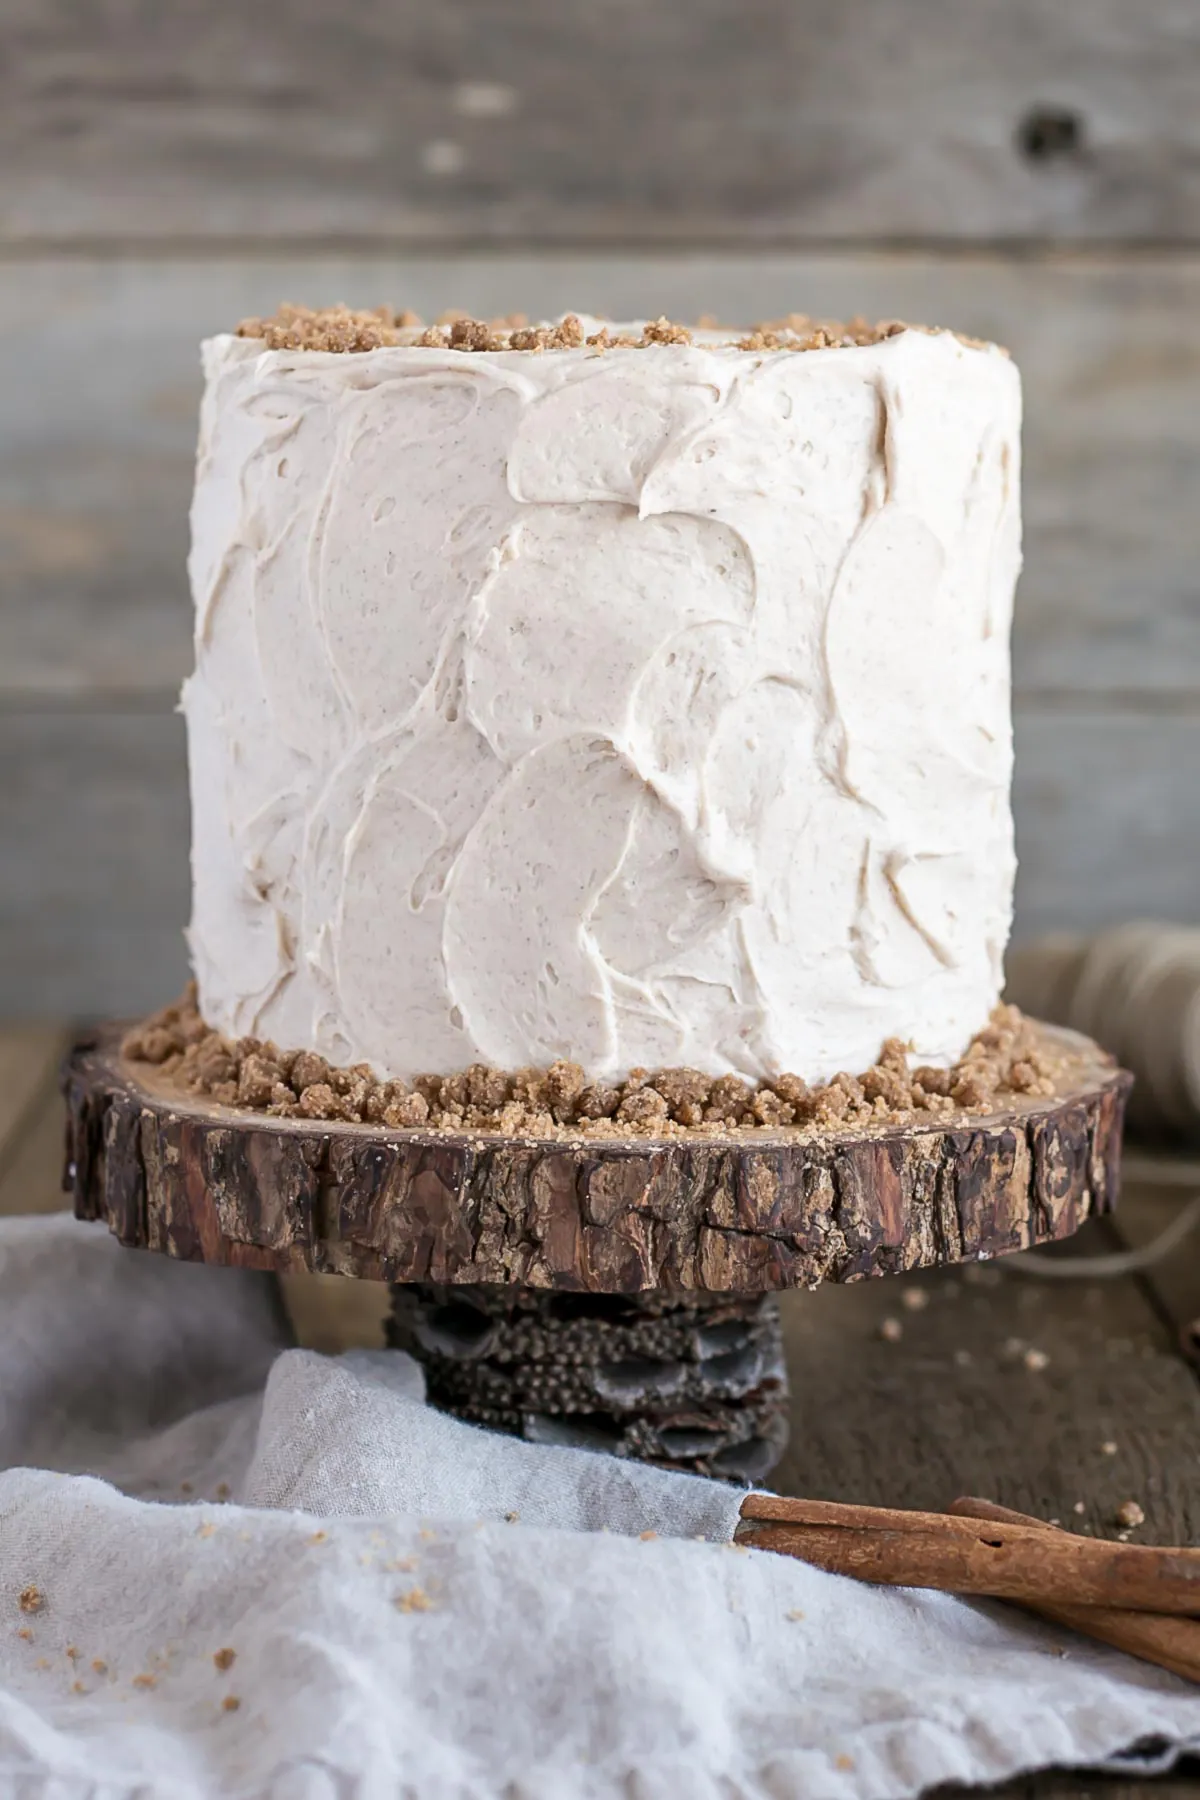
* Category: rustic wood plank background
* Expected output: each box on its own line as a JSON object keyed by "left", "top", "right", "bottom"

{"left": 2, "top": 0, "right": 1198, "bottom": 1019}
{"left": 5, "top": 0, "right": 1200, "bottom": 245}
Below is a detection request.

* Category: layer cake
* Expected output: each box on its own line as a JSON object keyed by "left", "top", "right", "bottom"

{"left": 182, "top": 307, "right": 1021, "bottom": 1093}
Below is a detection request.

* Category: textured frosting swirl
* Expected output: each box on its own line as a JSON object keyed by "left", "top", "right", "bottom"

{"left": 184, "top": 319, "right": 1021, "bottom": 1083}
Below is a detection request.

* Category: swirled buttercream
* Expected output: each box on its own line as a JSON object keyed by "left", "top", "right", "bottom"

{"left": 184, "top": 319, "right": 1021, "bottom": 1082}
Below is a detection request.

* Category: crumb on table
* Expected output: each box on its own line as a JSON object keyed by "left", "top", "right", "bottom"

{"left": 394, "top": 1587, "right": 435, "bottom": 1613}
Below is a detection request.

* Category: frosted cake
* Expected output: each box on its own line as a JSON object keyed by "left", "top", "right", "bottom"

{"left": 131, "top": 305, "right": 1042, "bottom": 1136}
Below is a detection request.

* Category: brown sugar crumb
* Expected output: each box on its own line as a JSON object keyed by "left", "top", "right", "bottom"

{"left": 738, "top": 314, "right": 910, "bottom": 354}
{"left": 448, "top": 317, "right": 504, "bottom": 352}
{"left": 236, "top": 303, "right": 407, "bottom": 353}
{"left": 91, "top": 1658, "right": 108, "bottom": 1675}
{"left": 213, "top": 1648, "right": 236, "bottom": 1672}
{"left": 18, "top": 1586, "right": 44, "bottom": 1615}
{"left": 547, "top": 314, "right": 586, "bottom": 349}
{"left": 222, "top": 1694, "right": 241, "bottom": 1713}
{"left": 17, "top": 1627, "right": 32, "bottom": 1642}
{"left": 132, "top": 1673, "right": 157, "bottom": 1690}
{"left": 506, "top": 314, "right": 588, "bottom": 352}
{"left": 233, "top": 304, "right": 1002, "bottom": 358}
{"left": 585, "top": 327, "right": 641, "bottom": 351}
{"left": 640, "top": 316, "right": 693, "bottom": 346}
{"left": 124, "top": 989, "right": 1095, "bottom": 1141}
{"left": 394, "top": 1586, "right": 435, "bottom": 1613}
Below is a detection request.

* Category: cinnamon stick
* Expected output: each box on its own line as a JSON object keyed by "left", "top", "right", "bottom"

{"left": 948, "top": 1497, "right": 1200, "bottom": 1686}
{"left": 737, "top": 1494, "right": 1200, "bottom": 1617}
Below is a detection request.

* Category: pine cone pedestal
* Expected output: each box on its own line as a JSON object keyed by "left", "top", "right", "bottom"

{"left": 388, "top": 1284, "right": 789, "bottom": 1483}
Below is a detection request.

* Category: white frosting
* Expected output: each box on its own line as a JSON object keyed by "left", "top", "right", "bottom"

{"left": 184, "top": 319, "right": 1021, "bottom": 1084}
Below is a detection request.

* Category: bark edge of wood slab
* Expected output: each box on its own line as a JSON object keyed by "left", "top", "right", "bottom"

{"left": 63, "top": 1022, "right": 1130, "bottom": 1290}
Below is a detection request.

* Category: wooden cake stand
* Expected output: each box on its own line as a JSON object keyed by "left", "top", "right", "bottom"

{"left": 63, "top": 1024, "right": 1131, "bottom": 1484}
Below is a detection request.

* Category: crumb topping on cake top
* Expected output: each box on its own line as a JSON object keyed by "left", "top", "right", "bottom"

{"left": 233, "top": 303, "right": 1001, "bottom": 357}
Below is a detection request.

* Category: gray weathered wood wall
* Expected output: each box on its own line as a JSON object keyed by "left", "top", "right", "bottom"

{"left": 2, "top": 1, "right": 1198, "bottom": 1020}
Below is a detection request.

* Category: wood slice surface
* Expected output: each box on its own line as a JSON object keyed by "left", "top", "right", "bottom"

{"left": 63, "top": 1023, "right": 1131, "bottom": 1294}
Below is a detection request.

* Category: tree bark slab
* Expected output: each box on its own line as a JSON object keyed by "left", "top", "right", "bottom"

{"left": 61, "top": 1022, "right": 1130, "bottom": 1484}
{"left": 63, "top": 1023, "right": 1131, "bottom": 1292}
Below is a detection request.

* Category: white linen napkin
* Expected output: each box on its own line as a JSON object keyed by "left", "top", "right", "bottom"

{"left": 3, "top": 1213, "right": 1199, "bottom": 1799}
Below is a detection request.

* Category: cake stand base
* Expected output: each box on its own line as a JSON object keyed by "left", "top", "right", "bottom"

{"left": 387, "top": 1283, "right": 788, "bottom": 1483}
{"left": 62, "top": 1022, "right": 1131, "bottom": 1485}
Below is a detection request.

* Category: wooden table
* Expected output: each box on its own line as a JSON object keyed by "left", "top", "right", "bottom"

{"left": 5, "top": 1022, "right": 1200, "bottom": 1796}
